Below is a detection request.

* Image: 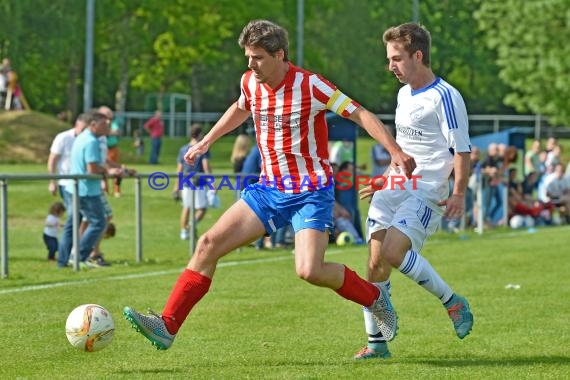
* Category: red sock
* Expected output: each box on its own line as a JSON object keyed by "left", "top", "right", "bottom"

{"left": 335, "top": 266, "right": 380, "bottom": 307}
{"left": 162, "top": 269, "right": 212, "bottom": 334}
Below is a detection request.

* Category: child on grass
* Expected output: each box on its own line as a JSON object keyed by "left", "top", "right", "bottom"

{"left": 43, "top": 201, "right": 65, "bottom": 261}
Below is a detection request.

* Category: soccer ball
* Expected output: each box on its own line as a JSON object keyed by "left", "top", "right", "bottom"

{"left": 336, "top": 231, "right": 354, "bottom": 246}
{"left": 509, "top": 215, "right": 535, "bottom": 229}
{"left": 65, "top": 304, "right": 115, "bottom": 352}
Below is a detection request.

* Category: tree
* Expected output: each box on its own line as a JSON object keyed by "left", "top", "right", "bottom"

{"left": 476, "top": 0, "right": 570, "bottom": 126}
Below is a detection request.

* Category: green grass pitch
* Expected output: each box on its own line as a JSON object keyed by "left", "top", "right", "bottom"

{"left": 0, "top": 137, "right": 569, "bottom": 379}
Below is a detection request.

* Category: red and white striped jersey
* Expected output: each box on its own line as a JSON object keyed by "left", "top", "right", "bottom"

{"left": 238, "top": 62, "right": 360, "bottom": 193}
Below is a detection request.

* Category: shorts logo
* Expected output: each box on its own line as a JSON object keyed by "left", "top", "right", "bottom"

{"left": 398, "top": 219, "right": 407, "bottom": 226}
{"left": 304, "top": 218, "right": 319, "bottom": 223}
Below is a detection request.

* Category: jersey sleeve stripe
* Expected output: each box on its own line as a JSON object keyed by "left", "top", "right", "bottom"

{"left": 434, "top": 84, "right": 458, "bottom": 129}
{"left": 326, "top": 89, "right": 342, "bottom": 110}
{"left": 443, "top": 86, "right": 459, "bottom": 129}
{"left": 434, "top": 85, "right": 454, "bottom": 129}
{"left": 327, "top": 90, "right": 357, "bottom": 116}
{"left": 335, "top": 97, "right": 353, "bottom": 115}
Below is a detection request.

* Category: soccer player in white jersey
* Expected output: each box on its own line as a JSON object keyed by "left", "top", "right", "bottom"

{"left": 123, "top": 19, "right": 416, "bottom": 351}
{"left": 354, "top": 23, "right": 474, "bottom": 359}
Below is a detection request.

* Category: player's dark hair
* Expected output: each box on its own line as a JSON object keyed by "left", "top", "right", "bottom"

{"left": 238, "top": 20, "right": 289, "bottom": 61}
{"left": 383, "top": 23, "right": 431, "bottom": 66}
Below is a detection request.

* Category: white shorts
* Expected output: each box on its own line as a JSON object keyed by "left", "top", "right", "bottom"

{"left": 182, "top": 187, "right": 208, "bottom": 209}
{"left": 366, "top": 190, "right": 441, "bottom": 253}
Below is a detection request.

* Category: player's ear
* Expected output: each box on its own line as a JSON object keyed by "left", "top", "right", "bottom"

{"left": 414, "top": 50, "right": 423, "bottom": 63}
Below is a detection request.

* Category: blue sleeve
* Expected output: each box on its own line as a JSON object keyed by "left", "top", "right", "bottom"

{"left": 177, "top": 146, "right": 186, "bottom": 165}
{"left": 85, "top": 140, "right": 101, "bottom": 165}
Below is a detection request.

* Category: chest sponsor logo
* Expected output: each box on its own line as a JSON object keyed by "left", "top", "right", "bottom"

{"left": 254, "top": 110, "right": 301, "bottom": 132}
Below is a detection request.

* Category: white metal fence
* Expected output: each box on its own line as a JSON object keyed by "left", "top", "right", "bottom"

{"left": 1, "top": 172, "right": 501, "bottom": 279}
{"left": 118, "top": 112, "right": 569, "bottom": 139}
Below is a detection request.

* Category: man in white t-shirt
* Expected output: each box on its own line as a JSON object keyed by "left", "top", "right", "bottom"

{"left": 355, "top": 23, "right": 474, "bottom": 360}
{"left": 47, "top": 113, "right": 89, "bottom": 206}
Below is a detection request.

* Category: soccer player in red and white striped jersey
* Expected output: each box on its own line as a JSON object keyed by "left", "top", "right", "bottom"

{"left": 123, "top": 19, "right": 415, "bottom": 352}
{"left": 238, "top": 63, "right": 360, "bottom": 193}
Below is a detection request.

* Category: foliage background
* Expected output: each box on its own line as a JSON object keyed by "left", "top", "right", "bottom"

{"left": 0, "top": 0, "right": 568, "bottom": 126}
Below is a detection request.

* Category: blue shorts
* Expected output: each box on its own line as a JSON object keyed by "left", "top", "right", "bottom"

{"left": 241, "top": 183, "right": 334, "bottom": 235}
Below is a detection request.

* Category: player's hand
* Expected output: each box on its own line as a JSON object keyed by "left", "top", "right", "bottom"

{"left": 390, "top": 150, "right": 416, "bottom": 178}
{"left": 358, "top": 176, "right": 385, "bottom": 200}
{"left": 48, "top": 180, "right": 57, "bottom": 196}
{"left": 184, "top": 140, "right": 210, "bottom": 166}
{"left": 438, "top": 194, "right": 465, "bottom": 220}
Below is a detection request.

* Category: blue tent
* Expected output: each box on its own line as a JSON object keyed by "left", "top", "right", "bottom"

{"left": 470, "top": 127, "right": 530, "bottom": 151}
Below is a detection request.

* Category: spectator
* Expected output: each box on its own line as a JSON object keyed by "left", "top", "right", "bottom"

{"left": 522, "top": 171, "right": 540, "bottom": 201}
{"left": 507, "top": 168, "right": 542, "bottom": 225}
{"left": 43, "top": 201, "right": 66, "bottom": 261}
{"left": 545, "top": 137, "right": 558, "bottom": 153}
{"left": 330, "top": 139, "right": 354, "bottom": 166}
{"left": 174, "top": 124, "right": 212, "bottom": 240}
{"left": 538, "top": 150, "right": 548, "bottom": 178}
{"left": 47, "top": 113, "right": 90, "bottom": 205}
{"left": 79, "top": 132, "right": 120, "bottom": 267}
{"left": 371, "top": 141, "right": 391, "bottom": 178}
{"left": 482, "top": 143, "right": 502, "bottom": 225}
{"left": 241, "top": 144, "right": 262, "bottom": 186}
{"left": 333, "top": 201, "right": 363, "bottom": 244}
{"left": 133, "top": 129, "right": 144, "bottom": 157}
{"left": 144, "top": 110, "right": 164, "bottom": 164}
{"left": 98, "top": 106, "right": 123, "bottom": 197}
{"left": 466, "top": 146, "right": 482, "bottom": 227}
{"left": 336, "top": 161, "right": 359, "bottom": 226}
{"left": 0, "top": 59, "right": 7, "bottom": 107}
{"left": 1, "top": 58, "right": 25, "bottom": 110}
{"left": 545, "top": 145, "right": 562, "bottom": 175}
{"left": 545, "top": 163, "right": 570, "bottom": 224}
{"left": 524, "top": 139, "right": 541, "bottom": 175}
{"left": 230, "top": 133, "right": 251, "bottom": 173}
{"left": 58, "top": 112, "right": 112, "bottom": 269}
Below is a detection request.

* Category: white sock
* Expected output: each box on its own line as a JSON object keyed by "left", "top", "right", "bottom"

{"left": 399, "top": 250, "right": 453, "bottom": 304}
{"left": 362, "top": 280, "right": 391, "bottom": 342}
{"left": 362, "top": 307, "right": 384, "bottom": 342}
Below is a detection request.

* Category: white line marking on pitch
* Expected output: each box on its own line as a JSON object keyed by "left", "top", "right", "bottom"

{"left": 0, "top": 249, "right": 345, "bottom": 296}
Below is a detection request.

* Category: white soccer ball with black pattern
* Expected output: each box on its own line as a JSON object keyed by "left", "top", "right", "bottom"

{"left": 65, "top": 304, "right": 115, "bottom": 352}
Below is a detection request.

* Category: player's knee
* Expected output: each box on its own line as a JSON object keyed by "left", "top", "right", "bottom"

{"left": 193, "top": 234, "right": 214, "bottom": 261}
{"left": 295, "top": 263, "right": 322, "bottom": 284}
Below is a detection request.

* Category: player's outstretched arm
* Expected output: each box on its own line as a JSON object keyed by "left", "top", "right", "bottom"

{"left": 348, "top": 107, "right": 416, "bottom": 177}
{"left": 184, "top": 102, "right": 250, "bottom": 165}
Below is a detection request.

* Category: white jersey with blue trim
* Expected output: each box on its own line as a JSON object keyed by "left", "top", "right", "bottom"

{"left": 392, "top": 77, "right": 471, "bottom": 208}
